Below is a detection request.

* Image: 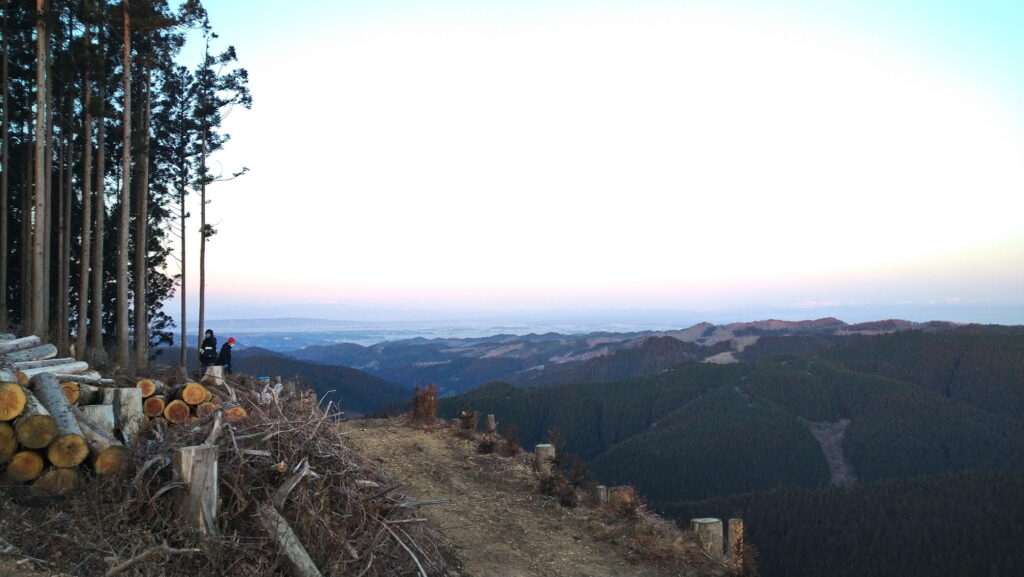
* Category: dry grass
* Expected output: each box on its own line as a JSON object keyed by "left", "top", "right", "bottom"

{"left": 0, "top": 375, "right": 448, "bottom": 577}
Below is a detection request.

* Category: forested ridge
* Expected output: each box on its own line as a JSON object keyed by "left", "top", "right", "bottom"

{"left": 438, "top": 329, "right": 1024, "bottom": 577}
{"left": 1, "top": 0, "right": 248, "bottom": 370}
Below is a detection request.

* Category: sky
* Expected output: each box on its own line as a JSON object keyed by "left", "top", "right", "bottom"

{"left": 173, "top": 0, "right": 1024, "bottom": 325}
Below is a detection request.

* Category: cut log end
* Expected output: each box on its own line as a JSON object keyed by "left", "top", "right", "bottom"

{"left": 0, "top": 422, "right": 16, "bottom": 464}
{"left": 14, "top": 372, "right": 30, "bottom": 387}
{"left": 224, "top": 405, "right": 247, "bottom": 423}
{"left": 5, "top": 450, "right": 45, "bottom": 483}
{"left": 143, "top": 395, "right": 167, "bottom": 418}
{"left": 14, "top": 414, "right": 59, "bottom": 450}
{"left": 195, "top": 401, "right": 218, "bottom": 420}
{"left": 0, "top": 382, "right": 28, "bottom": 421}
{"left": 181, "top": 382, "right": 208, "bottom": 405}
{"left": 164, "top": 399, "right": 191, "bottom": 425}
{"left": 136, "top": 378, "right": 163, "bottom": 398}
{"left": 61, "top": 381, "right": 81, "bottom": 404}
{"left": 47, "top": 433, "right": 90, "bottom": 468}
{"left": 93, "top": 445, "right": 131, "bottom": 476}
{"left": 33, "top": 467, "right": 82, "bottom": 495}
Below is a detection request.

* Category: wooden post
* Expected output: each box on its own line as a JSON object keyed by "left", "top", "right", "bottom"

{"left": 690, "top": 518, "right": 724, "bottom": 560}
{"left": 593, "top": 485, "right": 609, "bottom": 506}
{"left": 114, "top": 387, "right": 144, "bottom": 444}
{"left": 534, "top": 443, "right": 555, "bottom": 475}
{"left": 485, "top": 414, "right": 496, "bottom": 434}
{"left": 727, "top": 518, "right": 744, "bottom": 561}
{"left": 174, "top": 445, "right": 219, "bottom": 535}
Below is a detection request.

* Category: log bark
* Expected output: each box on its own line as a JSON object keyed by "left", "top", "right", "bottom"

{"left": 114, "top": 387, "right": 144, "bottom": 444}
{"left": 11, "top": 357, "right": 76, "bottom": 370}
{"left": 28, "top": 373, "right": 88, "bottom": 467}
{"left": 173, "top": 445, "right": 219, "bottom": 535}
{"left": 33, "top": 467, "right": 80, "bottom": 495}
{"left": 17, "top": 361, "right": 90, "bottom": 379}
{"left": 0, "top": 381, "right": 27, "bottom": 421}
{"left": 0, "top": 370, "right": 17, "bottom": 384}
{"left": 71, "top": 404, "right": 129, "bottom": 476}
{"left": 256, "top": 502, "right": 324, "bottom": 577}
{"left": 0, "top": 335, "right": 41, "bottom": 355}
{"left": 4, "top": 450, "right": 44, "bottom": 482}
{"left": 13, "top": 389, "right": 57, "bottom": 449}
{"left": 2, "top": 343, "right": 58, "bottom": 362}
{"left": 136, "top": 378, "right": 163, "bottom": 398}
{"left": 0, "top": 422, "right": 15, "bottom": 464}
{"left": 143, "top": 394, "right": 167, "bottom": 417}
{"left": 163, "top": 399, "right": 191, "bottom": 425}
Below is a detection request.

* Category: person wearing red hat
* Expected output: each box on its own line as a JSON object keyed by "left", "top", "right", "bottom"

{"left": 217, "top": 337, "right": 237, "bottom": 374}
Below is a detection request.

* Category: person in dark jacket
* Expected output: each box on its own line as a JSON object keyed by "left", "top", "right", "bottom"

{"left": 200, "top": 329, "right": 218, "bottom": 368}
{"left": 216, "top": 337, "right": 236, "bottom": 374}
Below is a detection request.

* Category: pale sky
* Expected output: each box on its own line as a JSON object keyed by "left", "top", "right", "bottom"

{"left": 174, "top": 0, "right": 1024, "bottom": 323}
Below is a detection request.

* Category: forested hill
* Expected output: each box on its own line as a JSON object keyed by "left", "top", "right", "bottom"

{"left": 434, "top": 329, "right": 1023, "bottom": 577}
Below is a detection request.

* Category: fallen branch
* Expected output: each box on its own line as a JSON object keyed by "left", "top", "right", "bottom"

{"left": 256, "top": 502, "right": 323, "bottom": 577}
{"left": 272, "top": 457, "right": 311, "bottom": 511}
{"left": 103, "top": 543, "right": 202, "bottom": 577}
{"left": 378, "top": 518, "right": 428, "bottom": 577}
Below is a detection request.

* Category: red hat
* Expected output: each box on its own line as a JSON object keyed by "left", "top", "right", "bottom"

{"left": 227, "top": 337, "right": 236, "bottom": 344}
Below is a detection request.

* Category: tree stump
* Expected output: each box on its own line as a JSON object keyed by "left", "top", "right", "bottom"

{"left": 690, "top": 518, "right": 724, "bottom": 560}
{"left": 727, "top": 518, "right": 745, "bottom": 561}
{"left": 200, "top": 365, "right": 224, "bottom": 387}
{"left": 79, "top": 404, "right": 117, "bottom": 435}
{"left": 593, "top": 485, "right": 609, "bottom": 506}
{"left": 114, "top": 387, "right": 144, "bottom": 444}
{"left": 534, "top": 443, "right": 555, "bottom": 475}
{"left": 173, "top": 445, "right": 219, "bottom": 535}
{"left": 485, "top": 414, "right": 497, "bottom": 434}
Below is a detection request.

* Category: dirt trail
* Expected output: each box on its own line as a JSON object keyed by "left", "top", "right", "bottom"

{"left": 338, "top": 418, "right": 689, "bottom": 577}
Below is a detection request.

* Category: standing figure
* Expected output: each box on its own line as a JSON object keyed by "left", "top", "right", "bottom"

{"left": 200, "top": 329, "right": 218, "bottom": 369}
{"left": 217, "top": 337, "right": 236, "bottom": 374}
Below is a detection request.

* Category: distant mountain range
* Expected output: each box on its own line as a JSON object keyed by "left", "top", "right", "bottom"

{"left": 278, "top": 317, "right": 969, "bottom": 395}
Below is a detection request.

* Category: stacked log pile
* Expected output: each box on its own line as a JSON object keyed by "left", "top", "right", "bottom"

{"left": 0, "top": 335, "right": 132, "bottom": 495}
{"left": 138, "top": 369, "right": 248, "bottom": 429}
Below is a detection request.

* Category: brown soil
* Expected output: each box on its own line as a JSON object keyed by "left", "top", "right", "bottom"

{"left": 338, "top": 417, "right": 721, "bottom": 577}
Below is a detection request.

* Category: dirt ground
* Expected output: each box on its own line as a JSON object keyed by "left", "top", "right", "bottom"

{"left": 337, "top": 418, "right": 692, "bottom": 577}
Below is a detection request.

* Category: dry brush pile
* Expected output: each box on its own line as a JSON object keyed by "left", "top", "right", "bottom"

{"left": 2, "top": 368, "right": 449, "bottom": 576}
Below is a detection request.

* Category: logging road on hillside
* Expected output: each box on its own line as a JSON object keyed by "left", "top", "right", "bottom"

{"left": 337, "top": 418, "right": 685, "bottom": 577}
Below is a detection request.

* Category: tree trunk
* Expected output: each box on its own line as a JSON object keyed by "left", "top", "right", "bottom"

{"left": 0, "top": 1, "right": 9, "bottom": 332}
{"left": 133, "top": 65, "right": 151, "bottom": 370}
{"left": 31, "top": 0, "right": 47, "bottom": 338}
{"left": 88, "top": 68, "right": 106, "bottom": 363}
{"left": 115, "top": 0, "right": 131, "bottom": 369}
{"left": 197, "top": 129, "right": 207, "bottom": 352}
{"left": 13, "top": 389, "right": 57, "bottom": 449}
{"left": 75, "top": 4, "right": 93, "bottom": 359}
{"left": 28, "top": 372, "right": 88, "bottom": 467}
{"left": 56, "top": 128, "right": 71, "bottom": 355}
{"left": 178, "top": 164, "right": 186, "bottom": 367}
